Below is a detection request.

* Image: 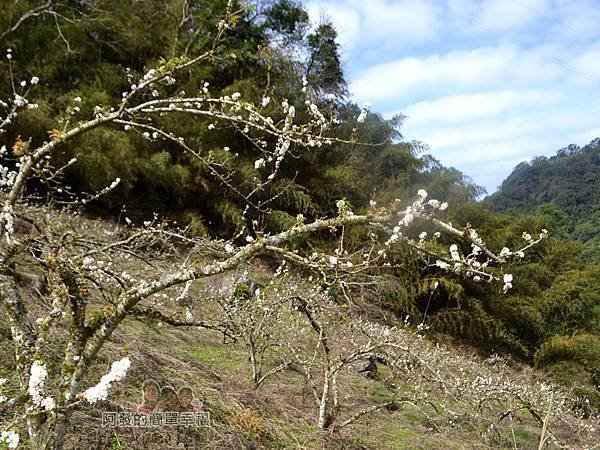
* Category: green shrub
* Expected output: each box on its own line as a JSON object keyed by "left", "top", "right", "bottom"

{"left": 535, "top": 334, "right": 600, "bottom": 385}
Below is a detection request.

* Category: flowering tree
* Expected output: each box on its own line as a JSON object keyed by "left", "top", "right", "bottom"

{"left": 0, "top": 3, "right": 557, "bottom": 449}
{"left": 197, "top": 265, "right": 599, "bottom": 444}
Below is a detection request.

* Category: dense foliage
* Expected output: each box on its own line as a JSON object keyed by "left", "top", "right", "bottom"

{"left": 486, "top": 138, "right": 600, "bottom": 262}
{"left": 359, "top": 201, "right": 597, "bottom": 406}
{"left": 0, "top": 0, "right": 481, "bottom": 242}
{"left": 2, "top": 0, "right": 599, "bottom": 425}
{"left": 471, "top": 141, "right": 600, "bottom": 404}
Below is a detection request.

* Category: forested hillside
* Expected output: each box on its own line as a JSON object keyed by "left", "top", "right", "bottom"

{"left": 0, "top": 0, "right": 481, "bottom": 236}
{"left": 486, "top": 138, "right": 600, "bottom": 262}
{"left": 1, "top": 1, "right": 599, "bottom": 449}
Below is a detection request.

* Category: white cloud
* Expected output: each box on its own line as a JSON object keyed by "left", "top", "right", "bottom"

{"left": 305, "top": 0, "right": 442, "bottom": 51}
{"left": 400, "top": 89, "right": 563, "bottom": 124}
{"left": 575, "top": 127, "right": 600, "bottom": 143}
{"left": 553, "top": 0, "right": 600, "bottom": 42}
{"left": 571, "top": 42, "right": 600, "bottom": 83}
{"left": 300, "top": 0, "right": 600, "bottom": 193}
{"left": 403, "top": 107, "right": 600, "bottom": 191}
{"left": 445, "top": 0, "right": 553, "bottom": 37}
{"left": 350, "top": 44, "right": 563, "bottom": 104}
{"left": 475, "top": 0, "right": 551, "bottom": 33}
{"left": 416, "top": 109, "right": 599, "bottom": 151}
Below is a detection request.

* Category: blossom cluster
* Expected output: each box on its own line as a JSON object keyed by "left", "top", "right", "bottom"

{"left": 83, "top": 357, "right": 131, "bottom": 404}
{"left": 28, "top": 360, "right": 55, "bottom": 411}
{"left": 387, "top": 189, "right": 447, "bottom": 246}
{"left": 0, "top": 51, "right": 39, "bottom": 132}
{"left": 0, "top": 377, "right": 7, "bottom": 404}
{"left": 0, "top": 431, "right": 19, "bottom": 449}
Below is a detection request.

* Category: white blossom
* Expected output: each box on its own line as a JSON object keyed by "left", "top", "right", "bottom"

{"left": 28, "top": 360, "right": 55, "bottom": 411}
{"left": 13, "top": 94, "right": 27, "bottom": 107}
{"left": 254, "top": 158, "right": 265, "bottom": 169}
{"left": 449, "top": 244, "right": 461, "bottom": 262}
{"left": 109, "top": 178, "right": 121, "bottom": 189}
{"left": 502, "top": 274, "right": 513, "bottom": 293}
{"left": 357, "top": 102, "right": 370, "bottom": 123}
{"left": 83, "top": 357, "right": 131, "bottom": 404}
{"left": 0, "top": 431, "right": 19, "bottom": 449}
{"left": 499, "top": 247, "right": 511, "bottom": 258}
{"left": 436, "top": 260, "right": 450, "bottom": 270}
{"left": 143, "top": 69, "right": 156, "bottom": 80}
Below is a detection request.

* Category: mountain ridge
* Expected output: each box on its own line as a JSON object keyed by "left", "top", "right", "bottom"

{"left": 485, "top": 137, "right": 600, "bottom": 261}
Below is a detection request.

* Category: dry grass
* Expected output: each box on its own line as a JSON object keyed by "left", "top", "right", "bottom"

{"left": 1, "top": 208, "right": 599, "bottom": 449}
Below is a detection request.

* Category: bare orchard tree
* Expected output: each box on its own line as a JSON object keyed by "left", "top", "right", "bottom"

{"left": 213, "top": 272, "right": 293, "bottom": 389}
{"left": 0, "top": 3, "right": 552, "bottom": 449}
{"left": 285, "top": 291, "right": 404, "bottom": 430}
{"left": 214, "top": 275, "right": 598, "bottom": 443}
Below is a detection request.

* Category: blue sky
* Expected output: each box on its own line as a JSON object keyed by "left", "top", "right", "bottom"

{"left": 302, "top": 0, "right": 600, "bottom": 194}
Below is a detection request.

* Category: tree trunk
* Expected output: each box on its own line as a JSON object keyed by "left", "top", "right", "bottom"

{"left": 0, "top": 274, "right": 71, "bottom": 449}
{"left": 28, "top": 417, "right": 54, "bottom": 450}
{"left": 28, "top": 410, "right": 71, "bottom": 450}
{"left": 318, "top": 372, "right": 333, "bottom": 430}
{"left": 53, "top": 410, "right": 71, "bottom": 450}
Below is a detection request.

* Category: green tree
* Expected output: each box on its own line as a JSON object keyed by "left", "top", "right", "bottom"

{"left": 306, "top": 22, "right": 348, "bottom": 98}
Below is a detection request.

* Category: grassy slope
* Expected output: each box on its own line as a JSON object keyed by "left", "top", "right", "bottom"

{"left": 43, "top": 318, "right": 555, "bottom": 449}
{"left": 0, "top": 300, "right": 589, "bottom": 449}
{"left": 1, "top": 211, "right": 598, "bottom": 449}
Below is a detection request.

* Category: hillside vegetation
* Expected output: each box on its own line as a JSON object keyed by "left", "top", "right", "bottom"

{"left": 0, "top": 1, "right": 599, "bottom": 449}
{"left": 486, "top": 138, "right": 600, "bottom": 262}
{"left": 1, "top": 207, "right": 598, "bottom": 450}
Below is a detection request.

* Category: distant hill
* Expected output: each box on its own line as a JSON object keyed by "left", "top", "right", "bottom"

{"left": 485, "top": 138, "right": 600, "bottom": 261}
